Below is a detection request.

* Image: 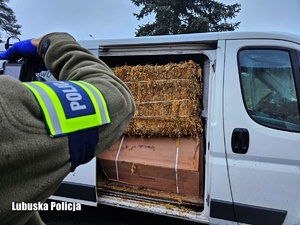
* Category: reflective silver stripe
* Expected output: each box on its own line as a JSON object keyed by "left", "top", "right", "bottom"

{"left": 77, "top": 81, "right": 109, "bottom": 124}
{"left": 25, "top": 82, "right": 62, "bottom": 135}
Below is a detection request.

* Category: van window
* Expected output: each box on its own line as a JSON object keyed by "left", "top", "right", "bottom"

{"left": 238, "top": 49, "right": 300, "bottom": 132}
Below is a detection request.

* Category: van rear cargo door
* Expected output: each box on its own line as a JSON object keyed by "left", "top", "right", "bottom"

{"left": 223, "top": 39, "right": 300, "bottom": 225}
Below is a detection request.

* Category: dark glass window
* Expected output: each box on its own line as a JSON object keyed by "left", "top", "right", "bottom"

{"left": 239, "top": 49, "right": 300, "bottom": 132}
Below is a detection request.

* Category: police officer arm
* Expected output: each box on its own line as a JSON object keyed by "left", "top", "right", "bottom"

{"left": 37, "top": 32, "right": 136, "bottom": 154}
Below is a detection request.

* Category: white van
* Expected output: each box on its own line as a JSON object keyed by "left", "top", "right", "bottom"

{"left": 48, "top": 31, "right": 300, "bottom": 225}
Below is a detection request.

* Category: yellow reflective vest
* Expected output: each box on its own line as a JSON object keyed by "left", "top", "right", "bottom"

{"left": 23, "top": 81, "right": 111, "bottom": 137}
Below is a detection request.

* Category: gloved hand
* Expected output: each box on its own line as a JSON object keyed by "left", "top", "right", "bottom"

{"left": 0, "top": 39, "right": 39, "bottom": 60}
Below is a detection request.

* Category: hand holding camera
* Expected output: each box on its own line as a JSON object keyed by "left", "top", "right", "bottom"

{"left": 0, "top": 37, "right": 49, "bottom": 81}
{"left": 0, "top": 39, "right": 39, "bottom": 60}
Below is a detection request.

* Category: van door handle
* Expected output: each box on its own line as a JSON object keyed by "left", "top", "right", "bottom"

{"left": 231, "top": 128, "right": 249, "bottom": 154}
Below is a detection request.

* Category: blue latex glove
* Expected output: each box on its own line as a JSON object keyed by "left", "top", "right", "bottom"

{"left": 0, "top": 39, "right": 39, "bottom": 60}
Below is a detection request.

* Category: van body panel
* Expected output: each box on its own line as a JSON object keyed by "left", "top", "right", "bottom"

{"left": 223, "top": 39, "right": 300, "bottom": 225}
{"left": 203, "top": 40, "right": 235, "bottom": 225}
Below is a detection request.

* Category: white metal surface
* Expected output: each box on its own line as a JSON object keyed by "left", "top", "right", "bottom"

{"left": 79, "top": 31, "right": 300, "bottom": 52}
{"left": 50, "top": 158, "right": 97, "bottom": 206}
{"left": 63, "top": 158, "right": 97, "bottom": 185}
{"left": 204, "top": 40, "right": 237, "bottom": 224}
{"left": 223, "top": 39, "right": 300, "bottom": 225}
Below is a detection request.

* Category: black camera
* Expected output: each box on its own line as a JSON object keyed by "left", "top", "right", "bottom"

{"left": 2, "top": 58, "right": 40, "bottom": 81}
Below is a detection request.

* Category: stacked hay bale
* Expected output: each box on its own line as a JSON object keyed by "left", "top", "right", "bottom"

{"left": 112, "top": 60, "right": 203, "bottom": 138}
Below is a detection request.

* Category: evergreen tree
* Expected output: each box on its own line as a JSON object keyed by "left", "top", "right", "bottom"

{"left": 131, "top": 0, "right": 241, "bottom": 36}
{"left": 0, "top": 0, "right": 21, "bottom": 43}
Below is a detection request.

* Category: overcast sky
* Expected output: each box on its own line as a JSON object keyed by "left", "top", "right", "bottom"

{"left": 8, "top": 0, "right": 300, "bottom": 41}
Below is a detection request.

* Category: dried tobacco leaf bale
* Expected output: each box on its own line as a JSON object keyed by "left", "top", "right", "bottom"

{"left": 113, "top": 66, "right": 132, "bottom": 82}
{"left": 113, "top": 60, "right": 202, "bottom": 81}
{"left": 125, "top": 116, "right": 203, "bottom": 138}
{"left": 112, "top": 60, "right": 203, "bottom": 138}
{"left": 126, "top": 78, "right": 201, "bottom": 102}
{"left": 135, "top": 100, "right": 201, "bottom": 117}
